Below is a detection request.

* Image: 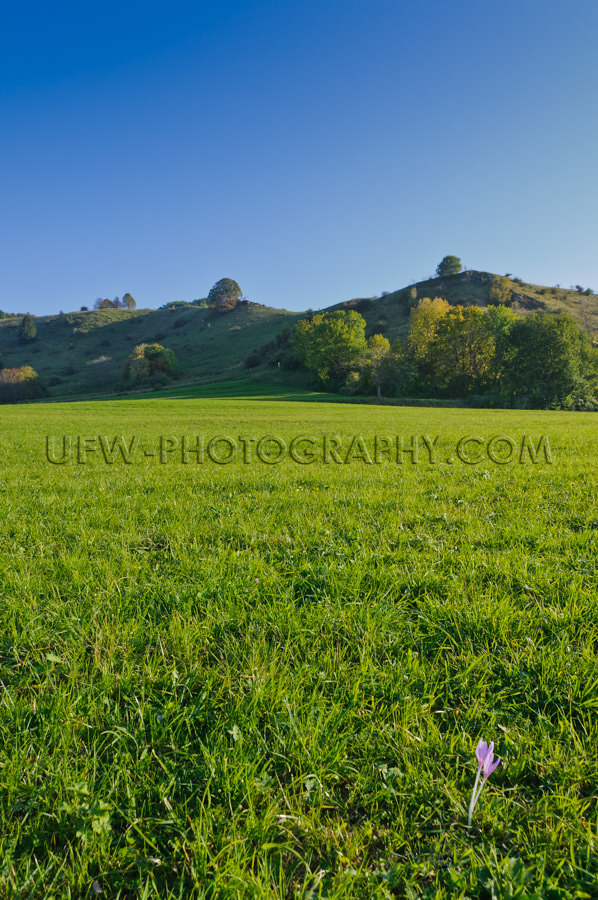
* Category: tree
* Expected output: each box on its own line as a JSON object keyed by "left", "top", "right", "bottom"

{"left": 19, "top": 314, "right": 37, "bottom": 343}
{"left": 489, "top": 276, "right": 512, "bottom": 306}
{"left": 436, "top": 255, "right": 462, "bottom": 277}
{"left": 407, "top": 297, "right": 450, "bottom": 376}
{"left": 482, "top": 305, "right": 519, "bottom": 391}
{"left": 430, "top": 306, "right": 498, "bottom": 394}
{"left": 407, "top": 299, "right": 519, "bottom": 397}
{"left": 123, "top": 343, "right": 177, "bottom": 384}
{"left": 291, "top": 310, "right": 367, "bottom": 384}
{"left": 208, "top": 278, "right": 242, "bottom": 314}
{"left": 143, "top": 343, "right": 177, "bottom": 374}
{"left": 122, "top": 293, "right": 136, "bottom": 310}
{"left": 0, "top": 365, "right": 46, "bottom": 402}
{"left": 503, "top": 313, "right": 597, "bottom": 408}
{"left": 362, "top": 334, "right": 391, "bottom": 400}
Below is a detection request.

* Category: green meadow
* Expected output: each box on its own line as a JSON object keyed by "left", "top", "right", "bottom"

{"left": 1, "top": 392, "right": 597, "bottom": 898}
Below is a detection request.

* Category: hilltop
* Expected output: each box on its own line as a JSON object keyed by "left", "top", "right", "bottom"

{"left": 334, "top": 270, "right": 598, "bottom": 343}
{"left": 0, "top": 271, "right": 597, "bottom": 400}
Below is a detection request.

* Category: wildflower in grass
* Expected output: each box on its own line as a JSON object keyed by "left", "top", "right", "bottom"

{"left": 468, "top": 739, "right": 500, "bottom": 826}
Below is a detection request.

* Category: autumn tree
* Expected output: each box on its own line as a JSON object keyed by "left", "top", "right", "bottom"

{"left": 407, "top": 297, "right": 450, "bottom": 381}
{"left": 430, "top": 306, "right": 497, "bottom": 393}
{"left": 489, "top": 276, "right": 512, "bottom": 306}
{"left": 0, "top": 365, "right": 46, "bottom": 402}
{"left": 407, "top": 299, "right": 520, "bottom": 397}
{"left": 122, "top": 293, "right": 136, "bottom": 310}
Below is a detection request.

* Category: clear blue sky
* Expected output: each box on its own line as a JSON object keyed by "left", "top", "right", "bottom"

{"left": 2, "top": 0, "right": 597, "bottom": 315}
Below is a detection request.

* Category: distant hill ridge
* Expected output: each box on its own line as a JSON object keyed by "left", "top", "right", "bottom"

{"left": 0, "top": 270, "right": 596, "bottom": 400}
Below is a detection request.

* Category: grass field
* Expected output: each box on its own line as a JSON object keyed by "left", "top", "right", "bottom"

{"left": 1, "top": 396, "right": 597, "bottom": 898}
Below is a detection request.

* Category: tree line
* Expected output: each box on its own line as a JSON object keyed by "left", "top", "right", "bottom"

{"left": 289, "top": 299, "right": 598, "bottom": 409}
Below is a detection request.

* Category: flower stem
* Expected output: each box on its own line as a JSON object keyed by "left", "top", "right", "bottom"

{"left": 467, "top": 770, "right": 482, "bottom": 827}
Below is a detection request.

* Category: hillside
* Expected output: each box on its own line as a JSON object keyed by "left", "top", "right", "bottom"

{"left": 1, "top": 271, "right": 597, "bottom": 401}
{"left": 0, "top": 303, "right": 300, "bottom": 399}
{"left": 333, "top": 270, "right": 598, "bottom": 344}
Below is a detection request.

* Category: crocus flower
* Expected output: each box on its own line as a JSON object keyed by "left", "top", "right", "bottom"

{"left": 468, "top": 738, "right": 500, "bottom": 826}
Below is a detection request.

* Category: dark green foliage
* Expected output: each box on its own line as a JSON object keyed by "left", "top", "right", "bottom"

{"left": 18, "top": 313, "right": 37, "bottom": 343}
{"left": 435, "top": 255, "right": 462, "bottom": 277}
{"left": 354, "top": 298, "right": 374, "bottom": 313}
{"left": 244, "top": 351, "right": 261, "bottom": 369}
{"left": 208, "top": 278, "right": 242, "bottom": 314}
{"left": 504, "top": 313, "right": 598, "bottom": 408}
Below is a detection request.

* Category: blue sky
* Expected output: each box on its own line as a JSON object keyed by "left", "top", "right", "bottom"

{"left": 2, "top": 0, "right": 597, "bottom": 315}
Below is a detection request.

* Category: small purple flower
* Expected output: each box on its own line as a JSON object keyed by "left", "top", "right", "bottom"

{"left": 476, "top": 739, "right": 490, "bottom": 769}
{"left": 468, "top": 738, "right": 501, "bottom": 826}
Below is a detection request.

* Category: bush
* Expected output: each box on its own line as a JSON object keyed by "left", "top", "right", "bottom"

{"left": 19, "top": 314, "right": 37, "bottom": 344}
{"left": 122, "top": 343, "right": 177, "bottom": 384}
{"left": 355, "top": 298, "right": 374, "bottom": 313}
{"left": 160, "top": 300, "right": 189, "bottom": 310}
{"left": 488, "top": 276, "right": 512, "bottom": 306}
{"left": 0, "top": 366, "right": 47, "bottom": 403}
{"left": 372, "top": 317, "right": 388, "bottom": 335}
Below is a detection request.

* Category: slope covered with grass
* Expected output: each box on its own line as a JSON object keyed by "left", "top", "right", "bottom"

{"left": 0, "top": 304, "right": 300, "bottom": 399}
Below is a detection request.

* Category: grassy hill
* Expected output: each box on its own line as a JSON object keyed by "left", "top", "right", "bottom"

{"left": 1, "top": 271, "right": 597, "bottom": 401}
{"left": 0, "top": 303, "right": 300, "bottom": 400}
{"left": 333, "top": 270, "right": 598, "bottom": 344}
